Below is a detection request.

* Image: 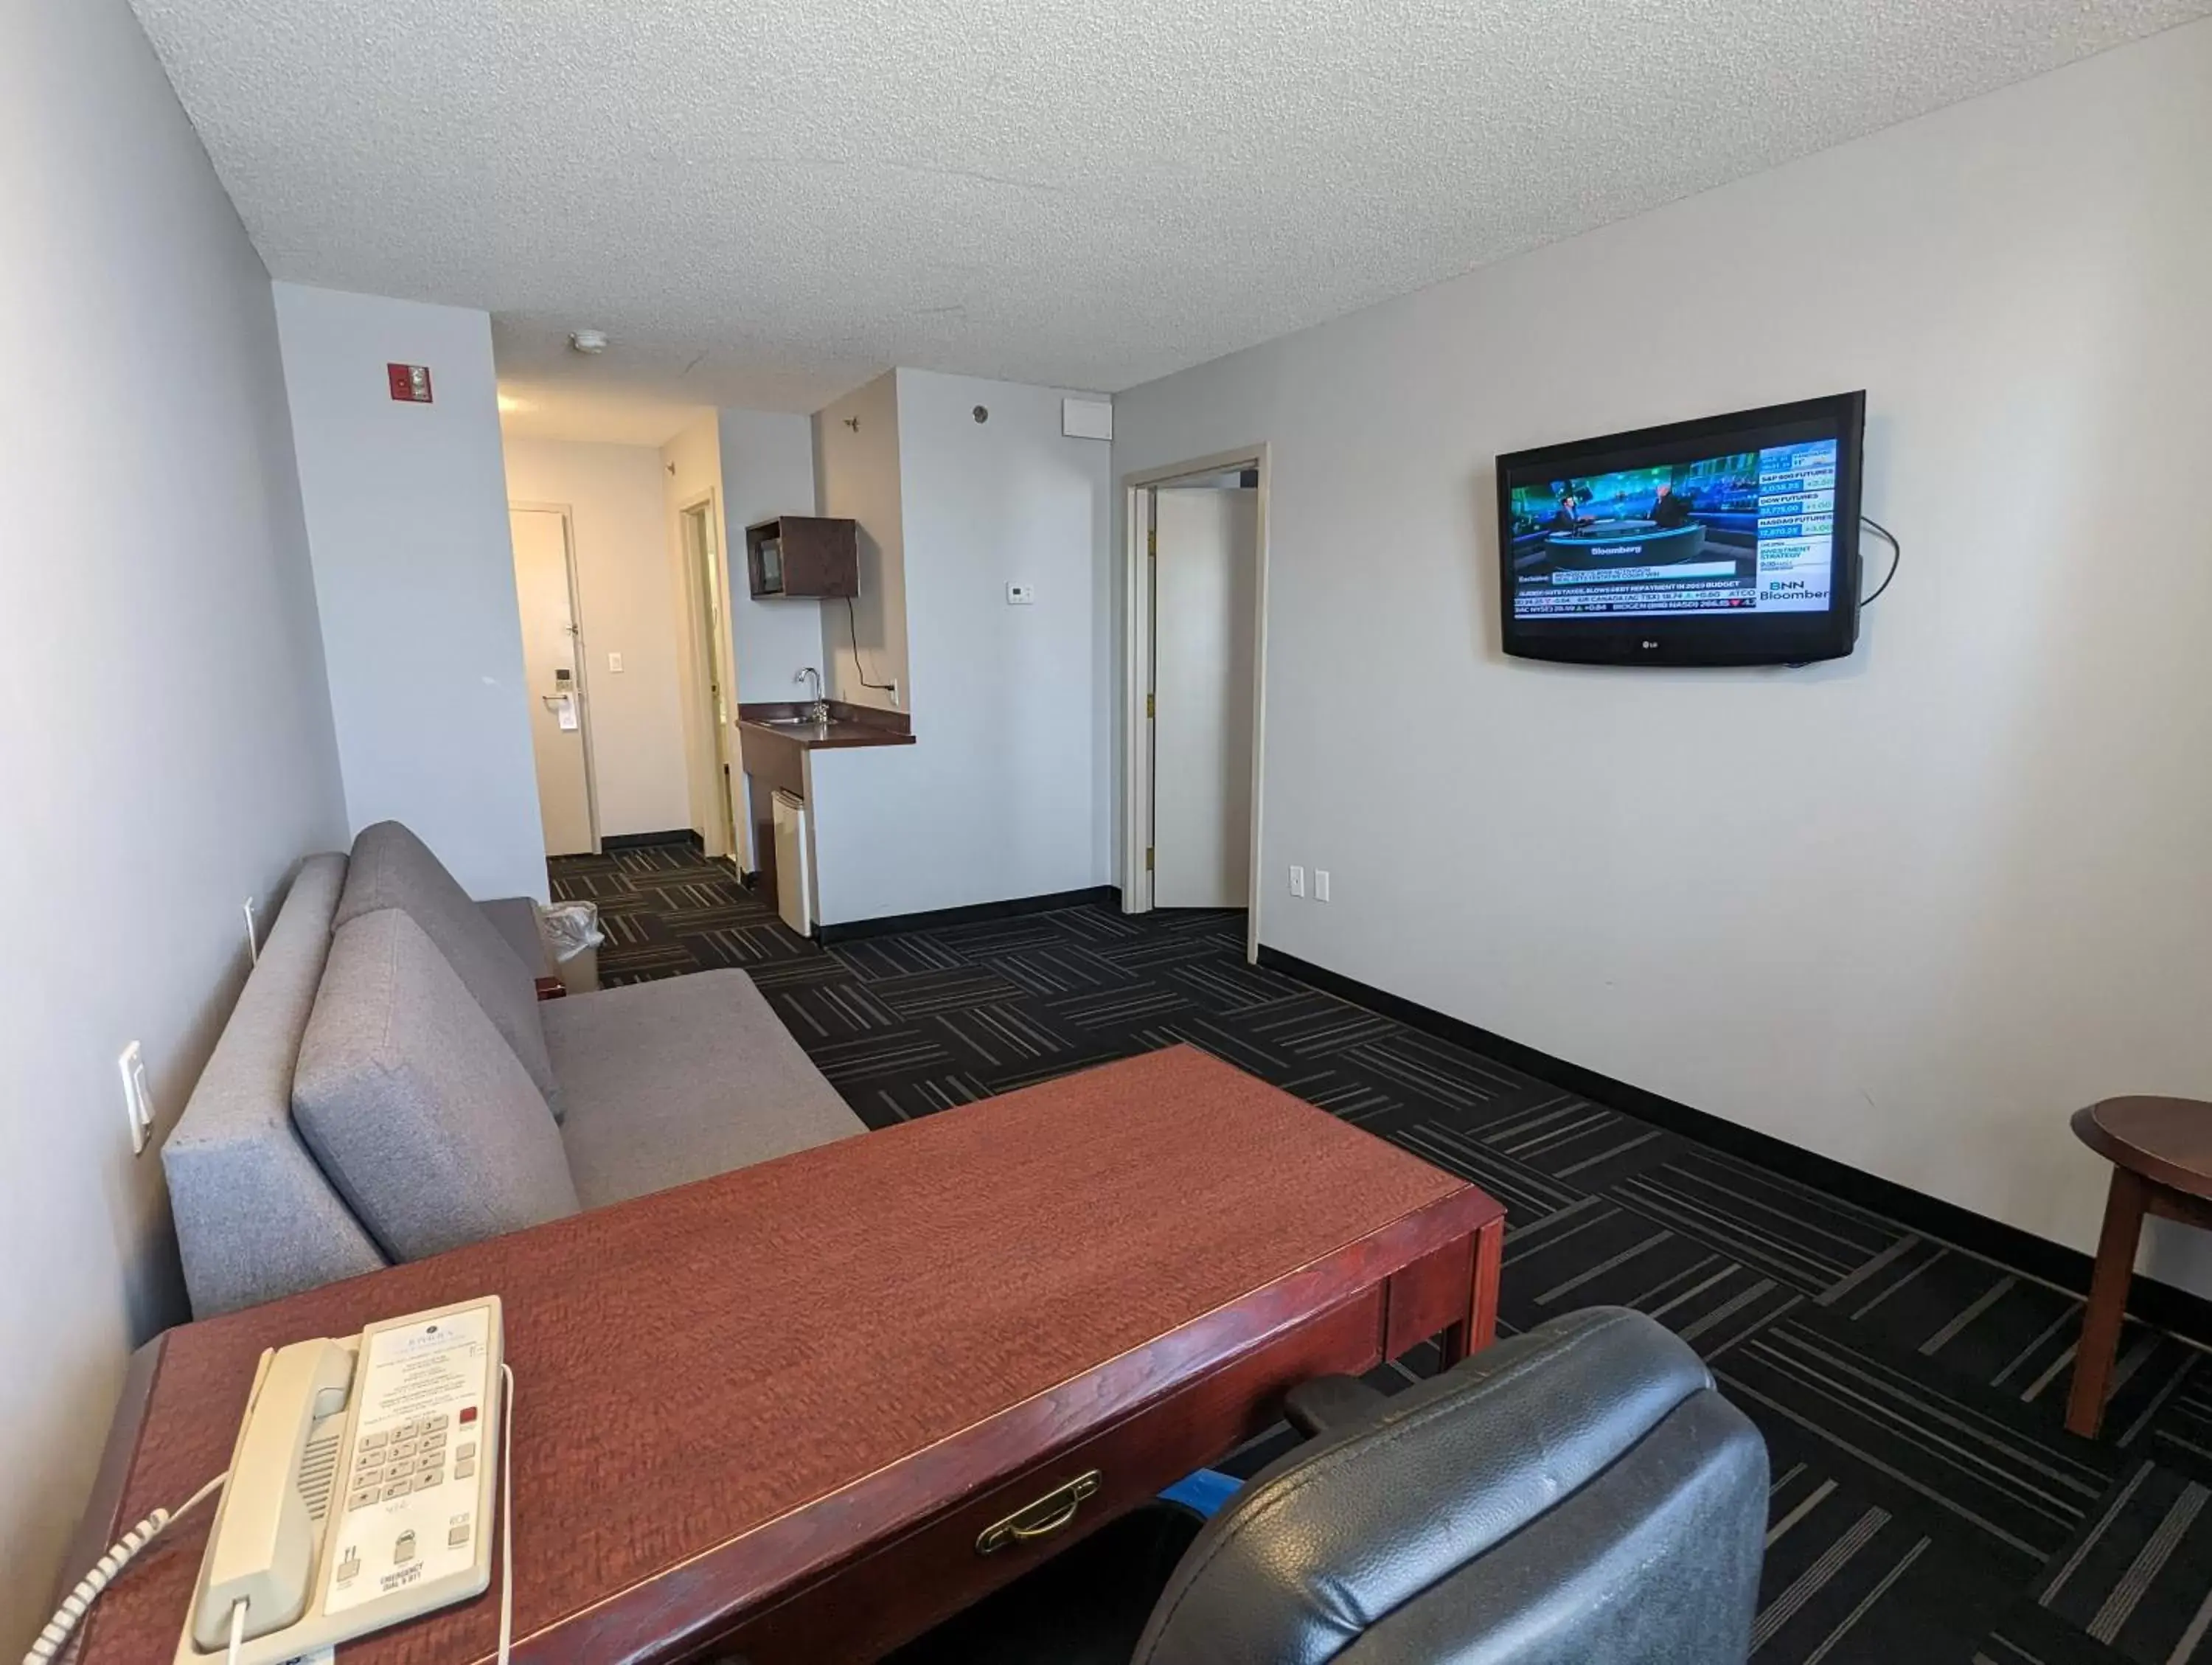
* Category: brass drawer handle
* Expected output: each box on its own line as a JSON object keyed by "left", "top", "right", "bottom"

{"left": 975, "top": 1470, "right": 1102, "bottom": 1555}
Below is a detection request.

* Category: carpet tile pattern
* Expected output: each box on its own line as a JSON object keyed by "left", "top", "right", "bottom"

{"left": 550, "top": 841, "right": 2212, "bottom": 1665}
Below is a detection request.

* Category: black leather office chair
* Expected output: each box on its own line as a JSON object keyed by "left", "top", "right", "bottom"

{"left": 891, "top": 1306, "right": 1768, "bottom": 1665}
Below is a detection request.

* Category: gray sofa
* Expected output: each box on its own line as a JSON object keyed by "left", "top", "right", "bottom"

{"left": 163, "top": 821, "right": 865, "bottom": 1317}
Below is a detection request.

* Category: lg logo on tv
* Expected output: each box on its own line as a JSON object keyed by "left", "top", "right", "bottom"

{"left": 1641, "top": 640, "right": 1660, "bottom": 651}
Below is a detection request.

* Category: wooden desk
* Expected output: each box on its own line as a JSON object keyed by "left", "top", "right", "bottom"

{"left": 72, "top": 1046, "right": 1503, "bottom": 1665}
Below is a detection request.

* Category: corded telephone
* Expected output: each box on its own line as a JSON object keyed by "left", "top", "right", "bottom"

{"left": 175, "top": 1296, "right": 504, "bottom": 1665}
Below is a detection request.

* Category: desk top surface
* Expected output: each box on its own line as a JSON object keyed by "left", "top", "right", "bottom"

{"left": 77, "top": 1045, "right": 1497, "bottom": 1665}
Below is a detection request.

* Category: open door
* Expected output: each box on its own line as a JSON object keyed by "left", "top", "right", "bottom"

{"left": 680, "top": 498, "right": 745, "bottom": 863}
{"left": 1150, "top": 484, "right": 1257, "bottom": 908}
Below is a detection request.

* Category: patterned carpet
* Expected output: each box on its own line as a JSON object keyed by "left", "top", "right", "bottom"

{"left": 551, "top": 841, "right": 2212, "bottom": 1665}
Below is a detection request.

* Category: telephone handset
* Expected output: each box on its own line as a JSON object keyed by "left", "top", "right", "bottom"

{"left": 175, "top": 1297, "right": 504, "bottom": 1665}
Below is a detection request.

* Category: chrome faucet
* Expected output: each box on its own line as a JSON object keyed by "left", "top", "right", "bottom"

{"left": 796, "top": 666, "right": 827, "bottom": 724}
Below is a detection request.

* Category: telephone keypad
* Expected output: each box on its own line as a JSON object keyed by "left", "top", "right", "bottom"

{"left": 347, "top": 1487, "right": 379, "bottom": 1512}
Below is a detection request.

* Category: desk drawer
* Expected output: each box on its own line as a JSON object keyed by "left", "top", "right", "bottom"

{"left": 714, "top": 1287, "right": 1386, "bottom": 1664}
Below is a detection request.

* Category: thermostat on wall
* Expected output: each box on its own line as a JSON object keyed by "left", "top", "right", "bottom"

{"left": 1006, "top": 583, "right": 1035, "bottom": 605}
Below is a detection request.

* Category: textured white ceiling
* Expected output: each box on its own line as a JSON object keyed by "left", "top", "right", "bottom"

{"left": 135, "top": 0, "right": 2208, "bottom": 420}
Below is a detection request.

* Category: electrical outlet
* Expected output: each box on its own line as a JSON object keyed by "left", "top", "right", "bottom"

{"left": 1289, "top": 865, "right": 1305, "bottom": 898}
{"left": 242, "top": 896, "right": 260, "bottom": 964}
{"left": 1315, "top": 869, "right": 1332, "bottom": 903}
{"left": 119, "top": 1042, "right": 154, "bottom": 1155}
{"left": 608, "top": 652, "right": 625, "bottom": 673}
{"left": 889, "top": 680, "right": 902, "bottom": 709}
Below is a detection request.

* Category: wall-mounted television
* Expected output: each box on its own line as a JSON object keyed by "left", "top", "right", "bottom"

{"left": 1495, "top": 391, "right": 1866, "bottom": 667}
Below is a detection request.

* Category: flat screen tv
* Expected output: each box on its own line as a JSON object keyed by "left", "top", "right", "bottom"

{"left": 1496, "top": 391, "right": 1866, "bottom": 667}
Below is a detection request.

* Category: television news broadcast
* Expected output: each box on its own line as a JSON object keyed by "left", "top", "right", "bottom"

{"left": 1506, "top": 438, "right": 1839, "bottom": 621}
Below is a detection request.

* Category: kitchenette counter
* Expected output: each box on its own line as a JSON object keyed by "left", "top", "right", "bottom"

{"left": 737, "top": 701, "right": 914, "bottom": 751}
{"left": 737, "top": 701, "right": 911, "bottom": 932}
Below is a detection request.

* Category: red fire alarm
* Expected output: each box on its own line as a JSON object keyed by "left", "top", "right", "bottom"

{"left": 387, "top": 363, "right": 434, "bottom": 403}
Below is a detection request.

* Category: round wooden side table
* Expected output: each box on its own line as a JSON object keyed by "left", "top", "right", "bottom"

{"left": 2066, "top": 1096, "right": 2212, "bottom": 1437}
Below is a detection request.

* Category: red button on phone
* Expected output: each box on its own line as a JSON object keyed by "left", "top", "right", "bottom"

{"left": 459, "top": 1406, "right": 478, "bottom": 1424}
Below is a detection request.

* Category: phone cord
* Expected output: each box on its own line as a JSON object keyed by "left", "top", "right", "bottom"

{"left": 20, "top": 1470, "right": 229, "bottom": 1665}
{"left": 497, "top": 1362, "right": 517, "bottom": 1665}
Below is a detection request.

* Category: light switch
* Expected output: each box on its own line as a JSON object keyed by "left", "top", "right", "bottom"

{"left": 1289, "top": 866, "right": 1305, "bottom": 898}
{"left": 1006, "top": 583, "right": 1035, "bottom": 605}
{"left": 608, "top": 652, "right": 625, "bottom": 673}
{"left": 1314, "top": 870, "right": 1332, "bottom": 903}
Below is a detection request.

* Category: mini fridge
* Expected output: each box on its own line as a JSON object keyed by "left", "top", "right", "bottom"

{"left": 771, "top": 789, "right": 811, "bottom": 936}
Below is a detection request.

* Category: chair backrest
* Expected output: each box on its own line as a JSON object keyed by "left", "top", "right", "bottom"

{"left": 1132, "top": 1307, "right": 1768, "bottom": 1665}
{"left": 162, "top": 854, "right": 389, "bottom": 1318}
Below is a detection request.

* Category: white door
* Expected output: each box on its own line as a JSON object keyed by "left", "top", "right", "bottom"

{"left": 681, "top": 501, "right": 743, "bottom": 862}
{"left": 1152, "top": 485, "right": 1257, "bottom": 908}
{"left": 509, "top": 508, "right": 596, "bottom": 856}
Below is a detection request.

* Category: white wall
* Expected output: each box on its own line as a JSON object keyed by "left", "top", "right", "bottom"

{"left": 718, "top": 409, "right": 827, "bottom": 703}
{"left": 502, "top": 439, "right": 692, "bottom": 836}
{"left": 814, "top": 374, "right": 910, "bottom": 713}
{"left": 274, "top": 284, "right": 546, "bottom": 900}
{"left": 807, "top": 370, "right": 1113, "bottom": 925}
{"left": 1112, "top": 22, "right": 2212, "bottom": 1290}
{"left": 0, "top": 0, "right": 347, "bottom": 1644}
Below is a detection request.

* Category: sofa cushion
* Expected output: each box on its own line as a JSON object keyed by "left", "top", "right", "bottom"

{"left": 162, "top": 853, "right": 389, "bottom": 1317}
{"left": 338, "top": 821, "right": 562, "bottom": 1116}
{"left": 295, "top": 908, "right": 580, "bottom": 1260}
{"left": 545, "top": 969, "right": 866, "bottom": 1209}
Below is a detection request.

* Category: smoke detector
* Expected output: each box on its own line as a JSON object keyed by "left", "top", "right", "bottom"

{"left": 569, "top": 329, "right": 609, "bottom": 355}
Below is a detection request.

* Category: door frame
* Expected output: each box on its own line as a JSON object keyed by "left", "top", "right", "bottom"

{"left": 509, "top": 501, "right": 602, "bottom": 855}
{"left": 675, "top": 489, "right": 747, "bottom": 865}
{"left": 1120, "top": 445, "right": 1271, "bottom": 962}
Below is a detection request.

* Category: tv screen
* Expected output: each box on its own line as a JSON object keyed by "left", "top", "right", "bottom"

{"left": 1496, "top": 392, "right": 1865, "bottom": 666}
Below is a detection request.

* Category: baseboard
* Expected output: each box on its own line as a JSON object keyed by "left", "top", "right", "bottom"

{"left": 599, "top": 829, "right": 699, "bottom": 852}
{"left": 1257, "top": 944, "right": 2212, "bottom": 1348}
{"left": 819, "top": 886, "right": 1120, "bottom": 945}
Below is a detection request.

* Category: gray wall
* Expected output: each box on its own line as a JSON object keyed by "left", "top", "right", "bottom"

{"left": 1112, "top": 21, "right": 2212, "bottom": 1290}
{"left": 718, "top": 407, "right": 826, "bottom": 703}
{"left": 274, "top": 282, "right": 548, "bottom": 901}
{"left": 807, "top": 370, "right": 1113, "bottom": 925}
{"left": 0, "top": 0, "right": 347, "bottom": 1641}
{"left": 814, "top": 372, "right": 911, "bottom": 714}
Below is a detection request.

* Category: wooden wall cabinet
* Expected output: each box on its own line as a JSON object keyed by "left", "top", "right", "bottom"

{"left": 747, "top": 515, "right": 858, "bottom": 599}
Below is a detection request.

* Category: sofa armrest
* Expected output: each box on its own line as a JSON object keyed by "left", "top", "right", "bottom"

{"left": 479, "top": 895, "right": 552, "bottom": 978}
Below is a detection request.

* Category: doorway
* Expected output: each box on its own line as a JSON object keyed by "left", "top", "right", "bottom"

{"left": 679, "top": 496, "right": 743, "bottom": 864}
{"left": 1122, "top": 448, "right": 1270, "bottom": 957}
{"left": 509, "top": 506, "right": 599, "bottom": 856}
